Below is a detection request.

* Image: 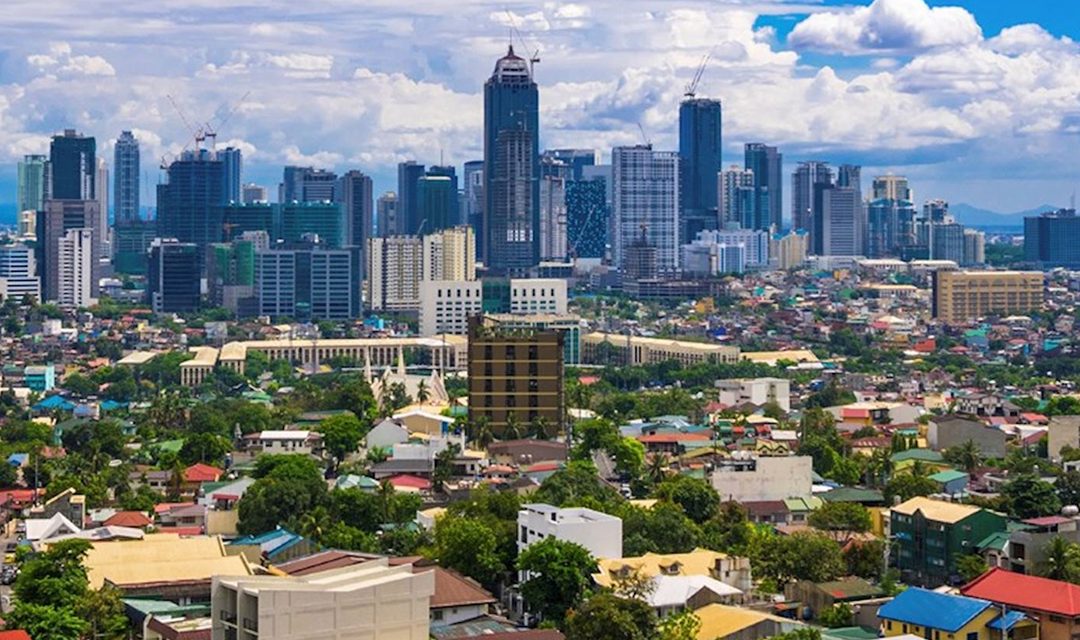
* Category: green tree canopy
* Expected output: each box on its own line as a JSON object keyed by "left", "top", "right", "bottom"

{"left": 238, "top": 455, "right": 328, "bottom": 534}
{"left": 431, "top": 513, "right": 506, "bottom": 590}
{"left": 1002, "top": 474, "right": 1062, "bottom": 520}
{"left": 518, "top": 537, "right": 597, "bottom": 625}
{"left": 317, "top": 412, "right": 365, "bottom": 468}
{"left": 653, "top": 475, "right": 720, "bottom": 524}
{"left": 564, "top": 593, "right": 655, "bottom": 640}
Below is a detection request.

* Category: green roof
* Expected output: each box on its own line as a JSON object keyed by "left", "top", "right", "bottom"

{"left": 890, "top": 449, "right": 945, "bottom": 463}
{"left": 929, "top": 470, "right": 968, "bottom": 483}
{"left": 122, "top": 598, "right": 211, "bottom": 617}
{"left": 976, "top": 530, "right": 1010, "bottom": 552}
{"left": 821, "top": 487, "right": 886, "bottom": 504}
{"left": 813, "top": 578, "right": 885, "bottom": 601}
{"left": 823, "top": 627, "right": 882, "bottom": 640}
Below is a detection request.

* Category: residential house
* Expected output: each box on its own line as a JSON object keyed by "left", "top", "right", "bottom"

{"left": 229, "top": 529, "right": 318, "bottom": 566}
{"left": 709, "top": 455, "right": 813, "bottom": 503}
{"left": 517, "top": 504, "right": 623, "bottom": 562}
{"left": 715, "top": 377, "right": 791, "bottom": 412}
{"left": 594, "top": 548, "right": 752, "bottom": 595}
{"left": 962, "top": 567, "right": 1080, "bottom": 640}
{"left": 487, "top": 439, "right": 569, "bottom": 466}
{"left": 930, "top": 469, "right": 970, "bottom": 495}
{"left": 785, "top": 579, "right": 886, "bottom": 622}
{"left": 23, "top": 512, "right": 81, "bottom": 541}
{"left": 365, "top": 418, "right": 410, "bottom": 450}
{"left": 243, "top": 430, "right": 323, "bottom": 457}
{"left": 1048, "top": 416, "right": 1080, "bottom": 462}
{"left": 928, "top": 415, "right": 1006, "bottom": 458}
{"left": 878, "top": 587, "right": 1036, "bottom": 640}
{"left": 890, "top": 497, "right": 1007, "bottom": 587}
{"left": 1007, "top": 516, "right": 1080, "bottom": 575}
{"left": 695, "top": 603, "right": 807, "bottom": 640}
{"left": 27, "top": 487, "right": 86, "bottom": 527}
{"left": 391, "top": 409, "right": 456, "bottom": 437}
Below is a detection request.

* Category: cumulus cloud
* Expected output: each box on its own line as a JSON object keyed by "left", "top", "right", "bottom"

{"left": 27, "top": 42, "right": 116, "bottom": 76}
{"left": 789, "top": 0, "right": 982, "bottom": 54}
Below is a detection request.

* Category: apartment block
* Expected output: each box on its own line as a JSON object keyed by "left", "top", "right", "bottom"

{"left": 932, "top": 270, "right": 1044, "bottom": 324}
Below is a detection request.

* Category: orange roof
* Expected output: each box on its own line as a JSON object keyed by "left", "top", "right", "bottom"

{"left": 103, "top": 511, "right": 152, "bottom": 528}
{"left": 962, "top": 567, "right": 1080, "bottom": 616}
{"left": 183, "top": 463, "right": 223, "bottom": 483}
{"left": 0, "top": 631, "right": 32, "bottom": 640}
{"left": 637, "top": 433, "right": 711, "bottom": 444}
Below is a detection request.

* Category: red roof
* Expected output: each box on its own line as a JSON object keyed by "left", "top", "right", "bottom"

{"left": 387, "top": 474, "right": 431, "bottom": 490}
{"left": 1021, "top": 515, "right": 1072, "bottom": 527}
{"left": 841, "top": 408, "right": 871, "bottom": 419}
{"left": 0, "top": 631, "right": 32, "bottom": 640}
{"left": 962, "top": 567, "right": 1080, "bottom": 615}
{"left": 156, "top": 526, "right": 204, "bottom": 536}
{"left": 154, "top": 502, "right": 195, "bottom": 515}
{"left": 183, "top": 463, "right": 223, "bottom": 483}
{"left": 103, "top": 511, "right": 152, "bottom": 528}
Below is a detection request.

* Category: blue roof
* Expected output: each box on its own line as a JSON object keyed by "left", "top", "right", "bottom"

{"left": 100, "top": 400, "right": 128, "bottom": 411}
{"left": 6, "top": 453, "right": 27, "bottom": 467}
{"left": 988, "top": 612, "right": 1028, "bottom": 631}
{"left": 878, "top": 588, "right": 991, "bottom": 632}
{"left": 33, "top": 395, "right": 75, "bottom": 411}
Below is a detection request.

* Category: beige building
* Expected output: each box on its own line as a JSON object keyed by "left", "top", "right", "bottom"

{"left": 366, "top": 235, "right": 423, "bottom": 311}
{"left": 422, "top": 226, "right": 475, "bottom": 282}
{"left": 593, "top": 548, "right": 752, "bottom": 595}
{"left": 770, "top": 230, "right": 808, "bottom": 270}
{"left": 582, "top": 332, "right": 740, "bottom": 367}
{"left": 211, "top": 559, "right": 434, "bottom": 640}
{"left": 932, "top": 270, "right": 1044, "bottom": 324}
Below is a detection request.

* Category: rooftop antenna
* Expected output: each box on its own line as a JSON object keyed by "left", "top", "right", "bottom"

{"left": 504, "top": 9, "right": 541, "bottom": 76}
{"left": 684, "top": 54, "right": 711, "bottom": 98}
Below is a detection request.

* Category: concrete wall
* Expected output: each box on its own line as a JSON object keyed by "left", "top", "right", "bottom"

{"left": 710, "top": 456, "right": 813, "bottom": 503}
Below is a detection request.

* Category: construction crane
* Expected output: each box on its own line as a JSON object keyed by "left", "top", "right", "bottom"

{"left": 637, "top": 122, "right": 651, "bottom": 147}
{"left": 684, "top": 54, "right": 711, "bottom": 98}
{"left": 505, "top": 10, "right": 541, "bottom": 76}
{"left": 160, "top": 92, "right": 250, "bottom": 168}
{"left": 203, "top": 91, "right": 251, "bottom": 151}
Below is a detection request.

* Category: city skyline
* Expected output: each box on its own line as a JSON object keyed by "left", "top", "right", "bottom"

{"left": 0, "top": 0, "right": 1078, "bottom": 216}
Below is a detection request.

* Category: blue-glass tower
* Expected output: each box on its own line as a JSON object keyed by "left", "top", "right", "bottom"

{"left": 483, "top": 46, "right": 540, "bottom": 274}
{"left": 679, "top": 98, "right": 722, "bottom": 241}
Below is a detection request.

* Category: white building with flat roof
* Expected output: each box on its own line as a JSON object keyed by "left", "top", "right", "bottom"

{"left": 715, "top": 377, "right": 791, "bottom": 412}
{"left": 211, "top": 559, "right": 434, "bottom": 640}
{"left": 419, "top": 280, "right": 482, "bottom": 337}
{"left": 517, "top": 503, "right": 622, "bottom": 560}
{"left": 709, "top": 455, "right": 813, "bottom": 503}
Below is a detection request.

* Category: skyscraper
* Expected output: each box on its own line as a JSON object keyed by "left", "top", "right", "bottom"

{"left": 57, "top": 228, "right": 95, "bottom": 308}
{"left": 113, "top": 131, "right": 140, "bottom": 225}
{"left": 791, "top": 161, "right": 832, "bottom": 234}
{"left": 566, "top": 178, "right": 608, "bottom": 259}
{"left": 17, "top": 155, "right": 48, "bottom": 213}
{"left": 337, "top": 170, "right": 374, "bottom": 249}
{"left": 96, "top": 158, "right": 110, "bottom": 256}
{"left": 278, "top": 201, "right": 344, "bottom": 247}
{"left": 415, "top": 175, "right": 456, "bottom": 234}
{"left": 463, "top": 161, "right": 484, "bottom": 252}
{"left": 397, "top": 161, "right": 426, "bottom": 235}
{"left": 744, "top": 143, "right": 782, "bottom": 230}
{"left": 38, "top": 199, "right": 102, "bottom": 301}
{"left": 612, "top": 145, "right": 680, "bottom": 274}
{"left": 872, "top": 174, "right": 911, "bottom": 202}
{"left": 256, "top": 242, "right": 361, "bottom": 320}
{"left": 366, "top": 235, "right": 423, "bottom": 311}
{"left": 427, "top": 165, "right": 460, "bottom": 227}
{"left": 484, "top": 46, "right": 540, "bottom": 274}
{"left": 49, "top": 129, "right": 96, "bottom": 200}
{"left": 679, "top": 98, "right": 722, "bottom": 241}
{"left": 546, "top": 149, "right": 597, "bottom": 181}
{"left": 819, "top": 186, "right": 865, "bottom": 256}
{"left": 718, "top": 165, "right": 754, "bottom": 227}
{"left": 148, "top": 239, "right": 201, "bottom": 313}
{"left": 220, "top": 147, "right": 243, "bottom": 204}
{"left": 280, "top": 166, "right": 336, "bottom": 203}
{"left": 539, "top": 155, "right": 568, "bottom": 261}
{"left": 1025, "top": 209, "right": 1080, "bottom": 268}
{"left": 376, "top": 192, "right": 399, "bottom": 238}
{"left": 837, "top": 164, "right": 862, "bottom": 202}
{"left": 0, "top": 243, "right": 41, "bottom": 302}
{"left": 156, "top": 149, "right": 225, "bottom": 264}
{"left": 242, "top": 183, "right": 268, "bottom": 204}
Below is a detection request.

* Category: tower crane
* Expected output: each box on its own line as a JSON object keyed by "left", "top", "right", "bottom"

{"left": 505, "top": 10, "right": 541, "bottom": 75}
{"left": 684, "top": 54, "right": 711, "bottom": 98}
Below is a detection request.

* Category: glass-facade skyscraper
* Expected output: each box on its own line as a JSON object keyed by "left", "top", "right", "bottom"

{"left": 397, "top": 161, "right": 426, "bottom": 236}
{"left": 50, "top": 129, "right": 96, "bottom": 200}
{"left": 220, "top": 147, "right": 242, "bottom": 204}
{"left": 17, "top": 155, "right": 48, "bottom": 213}
{"left": 484, "top": 46, "right": 539, "bottom": 274}
{"left": 114, "top": 131, "right": 140, "bottom": 225}
{"left": 1025, "top": 209, "right": 1080, "bottom": 268}
{"left": 743, "top": 143, "right": 782, "bottom": 231}
{"left": 679, "top": 98, "right": 722, "bottom": 241}
{"left": 566, "top": 178, "right": 608, "bottom": 259}
{"left": 156, "top": 149, "right": 225, "bottom": 268}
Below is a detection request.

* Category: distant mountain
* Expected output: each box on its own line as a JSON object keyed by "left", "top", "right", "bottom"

{"left": 950, "top": 202, "right": 1059, "bottom": 228}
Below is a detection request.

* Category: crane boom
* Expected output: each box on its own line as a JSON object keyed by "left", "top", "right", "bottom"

{"left": 684, "top": 54, "right": 711, "bottom": 98}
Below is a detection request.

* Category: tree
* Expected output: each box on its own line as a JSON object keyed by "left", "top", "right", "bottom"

{"left": 944, "top": 439, "right": 983, "bottom": 473}
{"left": 0, "top": 461, "right": 17, "bottom": 488}
{"left": 884, "top": 472, "right": 938, "bottom": 504}
{"left": 955, "top": 554, "right": 989, "bottom": 583}
{"left": 1002, "top": 474, "right": 1062, "bottom": 519}
{"left": 1038, "top": 536, "right": 1080, "bottom": 583}
{"left": 78, "top": 585, "right": 129, "bottom": 640}
{"left": 654, "top": 475, "right": 720, "bottom": 524}
{"left": 178, "top": 432, "right": 231, "bottom": 465}
{"left": 1057, "top": 470, "right": 1080, "bottom": 508}
{"left": 564, "top": 593, "right": 655, "bottom": 640}
{"left": 469, "top": 416, "right": 495, "bottom": 450}
{"left": 3, "top": 603, "right": 87, "bottom": 640}
{"left": 237, "top": 455, "right": 328, "bottom": 534}
{"left": 621, "top": 502, "right": 702, "bottom": 556}
{"left": 658, "top": 610, "right": 701, "bottom": 640}
{"left": 415, "top": 379, "right": 430, "bottom": 405}
{"left": 701, "top": 501, "right": 754, "bottom": 553}
{"left": 818, "top": 603, "right": 854, "bottom": 628}
{"left": 751, "top": 530, "right": 845, "bottom": 586}
{"left": 808, "top": 502, "right": 871, "bottom": 541}
{"left": 518, "top": 537, "right": 597, "bottom": 625}
{"left": 318, "top": 412, "right": 365, "bottom": 469}
{"left": 62, "top": 372, "right": 99, "bottom": 397}
{"left": 533, "top": 460, "right": 622, "bottom": 508}
{"left": 432, "top": 514, "right": 505, "bottom": 589}
{"left": 844, "top": 539, "right": 886, "bottom": 580}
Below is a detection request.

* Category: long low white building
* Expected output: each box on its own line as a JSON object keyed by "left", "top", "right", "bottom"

{"left": 709, "top": 455, "right": 813, "bottom": 503}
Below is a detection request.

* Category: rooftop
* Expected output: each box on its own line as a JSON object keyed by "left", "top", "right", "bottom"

{"left": 891, "top": 496, "right": 983, "bottom": 524}
{"left": 878, "top": 588, "right": 991, "bottom": 632}
{"left": 962, "top": 567, "right": 1080, "bottom": 616}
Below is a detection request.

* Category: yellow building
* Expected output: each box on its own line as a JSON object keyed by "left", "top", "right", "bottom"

{"left": 741, "top": 350, "right": 819, "bottom": 367}
{"left": 879, "top": 587, "right": 1037, "bottom": 640}
{"left": 593, "top": 548, "right": 752, "bottom": 594}
{"left": 582, "top": 333, "right": 740, "bottom": 367}
{"left": 695, "top": 603, "right": 807, "bottom": 640}
{"left": 932, "top": 270, "right": 1044, "bottom": 324}
{"left": 82, "top": 533, "right": 252, "bottom": 591}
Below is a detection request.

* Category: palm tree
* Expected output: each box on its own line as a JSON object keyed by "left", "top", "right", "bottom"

{"left": 376, "top": 479, "right": 396, "bottom": 524}
{"left": 297, "top": 506, "right": 331, "bottom": 541}
{"left": 1039, "top": 536, "right": 1080, "bottom": 582}
{"left": 415, "top": 380, "right": 430, "bottom": 405}
{"left": 954, "top": 439, "right": 982, "bottom": 473}
{"left": 530, "top": 416, "right": 551, "bottom": 440}
{"left": 503, "top": 412, "right": 523, "bottom": 440}
{"left": 647, "top": 453, "right": 671, "bottom": 485}
{"left": 470, "top": 416, "right": 495, "bottom": 450}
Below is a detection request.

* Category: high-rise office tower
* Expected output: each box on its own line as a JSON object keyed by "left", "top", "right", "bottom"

{"left": 872, "top": 174, "right": 911, "bottom": 202}
{"left": 867, "top": 199, "right": 898, "bottom": 259}
{"left": 113, "top": 222, "right": 156, "bottom": 275}
{"left": 376, "top": 192, "right": 399, "bottom": 238}
{"left": 156, "top": 149, "right": 225, "bottom": 264}
{"left": 148, "top": 239, "right": 201, "bottom": 313}
{"left": 463, "top": 161, "right": 484, "bottom": 250}
{"left": 415, "top": 174, "right": 456, "bottom": 234}
{"left": 242, "top": 183, "right": 268, "bottom": 204}
{"left": 484, "top": 46, "right": 540, "bottom": 274}
{"left": 963, "top": 228, "right": 985, "bottom": 266}
{"left": 281, "top": 166, "right": 336, "bottom": 203}
{"left": 57, "top": 228, "right": 95, "bottom": 308}
{"left": 923, "top": 199, "right": 950, "bottom": 223}
{"left": 427, "top": 165, "right": 460, "bottom": 227}
{"left": 837, "top": 164, "right": 862, "bottom": 202}
{"left": 546, "top": 149, "right": 597, "bottom": 181}
{"left": 278, "top": 201, "right": 344, "bottom": 247}
{"left": 49, "top": 129, "right": 96, "bottom": 200}
{"left": 220, "top": 203, "right": 273, "bottom": 240}
{"left": 744, "top": 143, "right": 782, "bottom": 230}
{"left": 818, "top": 186, "right": 865, "bottom": 256}
{"left": 220, "top": 147, "right": 242, "bottom": 204}
{"left": 0, "top": 243, "right": 41, "bottom": 302}
{"left": 208, "top": 230, "right": 266, "bottom": 314}
{"left": 539, "top": 155, "right": 568, "bottom": 261}
{"left": 719, "top": 165, "right": 755, "bottom": 227}
{"left": 337, "top": 170, "right": 374, "bottom": 250}
{"left": 256, "top": 242, "right": 361, "bottom": 320}
{"left": 113, "top": 131, "right": 140, "bottom": 225}
{"left": 566, "top": 178, "right": 608, "bottom": 259}
{"left": 95, "top": 158, "right": 110, "bottom": 257}
{"left": 1025, "top": 209, "right": 1080, "bottom": 268}
{"left": 397, "top": 161, "right": 426, "bottom": 235}
{"left": 612, "top": 145, "right": 680, "bottom": 274}
{"left": 791, "top": 161, "right": 832, "bottom": 234}
{"left": 17, "top": 155, "right": 49, "bottom": 213}
{"left": 38, "top": 199, "right": 102, "bottom": 301}
{"left": 679, "top": 98, "right": 722, "bottom": 241}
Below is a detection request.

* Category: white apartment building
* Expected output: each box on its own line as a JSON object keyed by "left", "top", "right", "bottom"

{"left": 422, "top": 226, "right": 475, "bottom": 282}
{"left": 367, "top": 235, "right": 423, "bottom": 311}
{"left": 211, "top": 559, "right": 434, "bottom": 640}
{"left": 0, "top": 242, "right": 41, "bottom": 302}
{"left": 242, "top": 430, "right": 323, "bottom": 457}
{"left": 517, "top": 503, "right": 622, "bottom": 560}
{"left": 419, "top": 280, "right": 482, "bottom": 337}
{"left": 709, "top": 455, "right": 813, "bottom": 503}
{"left": 510, "top": 278, "right": 567, "bottom": 315}
{"left": 540, "top": 168, "right": 568, "bottom": 261}
{"left": 715, "top": 377, "right": 791, "bottom": 412}
{"left": 613, "top": 145, "right": 680, "bottom": 274}
{"left": 718, "top": 165, "right": 755, "bottom": 226}
{"left": 57, "top": 228, "right": 96, "bottom": 308}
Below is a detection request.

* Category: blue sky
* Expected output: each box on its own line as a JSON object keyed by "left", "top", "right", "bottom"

{"left": 0, "top": 0, "right": 1078, "bottom": 219}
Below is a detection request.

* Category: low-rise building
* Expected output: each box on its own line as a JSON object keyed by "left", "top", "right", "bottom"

{"left": 242, "top": 430, "right": 323, "bottom": 457}
{"left": 715, "top": 377, "right": 791, "bottom": 412}
{"left": 878, "top": 587, "right": 1036, "bottom": 640}
{"left": 962, "top": 567, "right": 1079, "bottom": 640}
{"left": 890, "top": 497, "right": 1007, "bottom": 587}
{"left": 517, "top": 503, "right": 622, "bottom": 561}
{"left": 709, "top": 455, "right": 813, "bottom": 503}
{"left": 927, "top": 414, "right": 1006, "bottom": 458}
{"left": 593, "top": 548, "right": 751, "bottom": 595}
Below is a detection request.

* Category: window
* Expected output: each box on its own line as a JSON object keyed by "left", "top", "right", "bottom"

{"left": 432, "top": 610, "right": 444, "bottom": 621}
{"left": 966, "top": 633, "right": 977, "bottom": 640}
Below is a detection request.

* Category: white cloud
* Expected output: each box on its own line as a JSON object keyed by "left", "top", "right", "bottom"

{"left": 27, "top": 41, "right": 115, "bottom": 76}
{"left": 789, "top": 0, "right": 982, "bottom": 54}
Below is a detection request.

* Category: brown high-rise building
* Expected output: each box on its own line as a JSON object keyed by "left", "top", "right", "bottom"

{"left": 932, "top": 270, "right": 1044, "bottom": 324}
{"left": 37, "top": 199, "right": 102, "bottom": 301}
{"left": 468, "top": 315, "right": 564, "bottom": 437}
